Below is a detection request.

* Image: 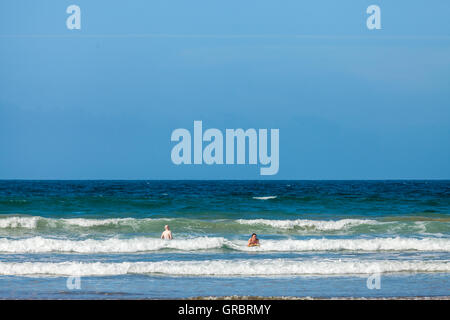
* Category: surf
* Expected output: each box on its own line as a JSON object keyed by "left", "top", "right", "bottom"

{"left": 0, "top": 259, "right": 448, "bottom": 277}
{"left": 0, "top": 215, "right": 448, "bottom": 236}
{"left": 0, "top": 236, "right": 449, "bottom": 253}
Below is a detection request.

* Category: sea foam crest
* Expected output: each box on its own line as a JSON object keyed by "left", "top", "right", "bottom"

{"left": 60, "top": 217, "right": 171, "bottom": 227}
{"left": 236, "top": 218, "right": 378, "bottom": 230}
{"left": 252, "top": 196, "right": 277, "bottom": 200}
{"left": 0, "top": 216, "right": 40, "bottom": 229}
{"left": 0, "top": 259, "right": 448, "bottom": 276}
{"left": 0, "top": 216, "right": 171, "bottom": 229}
{"left": 0, "top": 236, "right": 228, "bottom": 253}
{"left": 0, "top": 236, "right": 449, "bottom": 253}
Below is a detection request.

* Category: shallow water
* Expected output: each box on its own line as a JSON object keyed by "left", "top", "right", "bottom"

{"left": 0, "top": 180, "right": 448, "bottom": 298}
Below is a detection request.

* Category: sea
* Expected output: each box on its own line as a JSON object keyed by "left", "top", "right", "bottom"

{"left": 0, "top": 180, "right": 448, "bottom": 299}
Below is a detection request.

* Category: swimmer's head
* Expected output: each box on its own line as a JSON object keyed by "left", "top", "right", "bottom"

{"left": 164, "top": 225, "right": 170, "bottom": 230}
{"left": 251, "top": 233, "right": 257, "bottom": 239}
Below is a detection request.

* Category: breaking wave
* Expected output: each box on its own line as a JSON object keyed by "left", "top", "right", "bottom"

{"left": 253, "top": 196, "right": 277, "bottom": 200}
{"left": 0, "top": 236, "right": 449, "bottom": 253}
{"left": 236, "top": 218, "right": 378, "bottom": 230}
{"left": 1, "top": 216, "right": 447, "bottom": 235}
{"left": 0, "top": 259, "right": 448, "bottom": 276}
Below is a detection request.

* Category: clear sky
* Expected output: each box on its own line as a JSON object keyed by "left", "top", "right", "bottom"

{"left": 1, "top": 0, "right": 449, "bottom": 179}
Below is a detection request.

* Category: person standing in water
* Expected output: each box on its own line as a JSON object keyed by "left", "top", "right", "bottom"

{"left": 248, "top": 233, "right": 260, "bottom": 247}
{"left": 161, "top": 225, "right": 173, "bottom": 240}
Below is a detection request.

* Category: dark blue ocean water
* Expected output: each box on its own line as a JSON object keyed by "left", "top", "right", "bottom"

{"left": 0, "top": 180, "right": 449, "bottom": 299}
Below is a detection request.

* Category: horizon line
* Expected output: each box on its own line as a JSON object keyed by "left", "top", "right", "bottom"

{"left": 0, "top": 178, "right": 449, "bottom": 181}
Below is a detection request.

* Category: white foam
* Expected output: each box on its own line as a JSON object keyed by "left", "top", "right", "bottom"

{"left": 0, "top": 217, "right": 40, "bottom": 229}
{"left": 61, "top": 218, "right": 135, "bottom": 227}
{"left": 60, "top": 217, "right": 171, "bottom": 227}
{"left": 0, "top": 216, "right": 445, "bottom": 236}
{"left": 0, "top": 259, "right": 448, "bottom": 276}
{"left": 0, "top": 216, "right": 171, "bottom": 229}
{"left": 252, "top": 196, "right": 277, "bottom": 200}
{"left": 0, "top": 236, "right": 229, "bottom": 253}
{"left": 2, "top": 216, "right": 371, "bottom": 231}
{"left": 0, "top": 236, "right": 449, "bottom": 253}
{"left": 236, "top": 218, "right": 378, "bottom": 230}
{"left": 239, "top": 238, "right": 450, "bottom": 252}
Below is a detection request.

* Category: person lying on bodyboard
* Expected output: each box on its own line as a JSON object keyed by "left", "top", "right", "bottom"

{"left": 248, "top": 233, "right": 260, "bottom": 247}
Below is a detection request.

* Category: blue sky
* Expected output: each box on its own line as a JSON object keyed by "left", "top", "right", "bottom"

{"left": 1, "top": 0, "right": 449, "bottom": 179}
